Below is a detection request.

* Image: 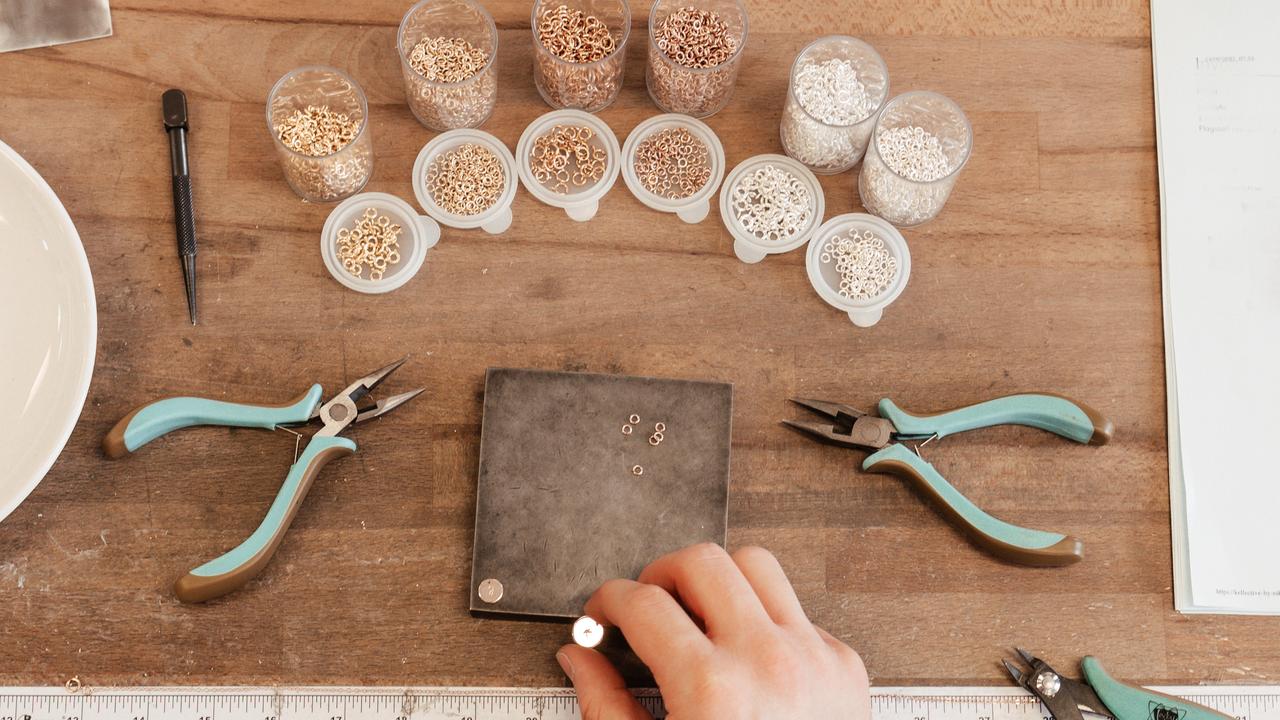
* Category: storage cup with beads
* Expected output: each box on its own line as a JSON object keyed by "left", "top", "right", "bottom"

{"left": 320, "top": 192, "right": 440, "bottom": 294}
{"left": 645, "top": 0, "right": 748, "bottom": 117}
{"left": 780, "top": 35, "right": 889, "bottom": 174}
{"left": 859, "top": 90, "right": 972, "bottom": 227}
{"left": 517, "top": 109, "right": 622, "bottom": 221}
{"left": 621, "top": 113, "right": 726, "bottom": 224}
{"left": 398, "top": 0, "right": 499, "bottom": 130}
{"left": 412, "top": 129, "right": 518, "bottom": 234}
{"left": 267, "top": 66, "right": 374, "bottom": 203}
{"left": 531, "top": 0, "right": 631, "bottom": 112}
{"left": 806, "top": 213, "right": 911, "bottom": 328}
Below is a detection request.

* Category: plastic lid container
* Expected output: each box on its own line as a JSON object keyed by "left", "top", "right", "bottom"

{"left": 719, "top": 153, "right": 824, "bottom": 264}
{"left": 620, "top": 113, "right": 725, "bottom": 224}
{"left": 515, "top": 109, "right": 621, "bottom": 222}
{"left": 805, "top": 213, "right": 910, "bottom": 327}
{"left": 321, "top": 192, "right": 440, "bottom": 294}
{"left": 412, "top": 129, "right": 518, "bottom": 234}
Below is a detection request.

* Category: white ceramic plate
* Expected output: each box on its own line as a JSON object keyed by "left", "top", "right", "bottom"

{"left": 0, "top": 139, "right": 96, "bottom": 522}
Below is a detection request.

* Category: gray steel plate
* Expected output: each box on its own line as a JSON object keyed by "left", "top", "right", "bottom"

{"left": 470, "top": 368, "right": 733, "bottom": 619}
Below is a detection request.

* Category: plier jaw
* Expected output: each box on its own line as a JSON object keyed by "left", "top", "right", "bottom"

{"left": 1004, "top": 649, "right": 1114, "bottom": 720}
{"left": 313, "top": 357, "right": 424, "bottom": 436}
{"left": 782, "top": 398, "right": 896, "bottom": 451}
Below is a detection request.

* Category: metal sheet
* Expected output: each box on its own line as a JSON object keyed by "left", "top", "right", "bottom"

{"left": 470, "top": 368, "right": 733, "bottom": 619}
{"left": 0, "top": 0, "right": 112, "bottom": 54}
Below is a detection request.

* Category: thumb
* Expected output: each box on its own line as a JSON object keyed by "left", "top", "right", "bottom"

{"left": 557, "top": 644, "right": 653, "bottom": 720}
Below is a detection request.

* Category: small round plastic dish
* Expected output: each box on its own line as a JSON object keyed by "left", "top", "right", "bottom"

{"left": 620, "top": 113, "right": 725, "bottom": 224}
{"left": 321, "top": 192, "right": 439, "bottom": 294}
{"left": 412, "top": 129, "right": 518, "bottom": 234}
{"left": 805, "top": 212, "right": 910, "bottom": 328}
{"left": 719, "top": 153, "right": 824, "bottom": 264}
{"left": 516, "top": 109, "right": 621, "bottom": 222}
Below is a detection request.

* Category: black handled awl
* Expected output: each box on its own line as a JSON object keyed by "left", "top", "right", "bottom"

{"left": 162, "top": 88, "right": 198, "bottom": 325}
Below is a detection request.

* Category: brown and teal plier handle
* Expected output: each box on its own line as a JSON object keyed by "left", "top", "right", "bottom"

{"left": 865, "top": 393, "right": 1113, "bottom": 567}
{"left": 102, "top": 386, "right": 356, "bottom": 603}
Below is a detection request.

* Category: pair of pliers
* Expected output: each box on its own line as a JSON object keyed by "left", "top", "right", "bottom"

{"left": 784, "top": 393, "right": 1113, "bottom": 566}
{"left": 1004, "top": 649, "right": 1229, "bottom": 720}
{"left": 103, "top": 358, "right": 423, "bottom": 603}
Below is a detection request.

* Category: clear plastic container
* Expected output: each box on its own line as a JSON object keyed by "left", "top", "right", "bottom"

{"left": 645, "top": 0, "right": 748, "bottom": 118}
{"left": 780, "top": 36, "right": 889, "bottom": 174}
{"left": 621, "top": 113, "right": 726, "bottom": 224}
{"left": 719, "top": 153, "right": 825, "bottom": 263}
{"left": 516, "top": 109, "right": 621, "bottom": 222}
{"left": 805, "top": 213, "right": 911, "bottom": 327}
{"left": 398, "top": 0, "right": 499, "bottom": 131}
{"left": 266, "top": 66, "right": 374, "bottom": 203}
{"left": 859, "top": 90, "right": 972, "bottom": 227}
{"left": 412, "top": 129, "right": 517, "bottom": 234}
{"left": 531, "top": 0, "right": 630, "bottom": 112}
{"left": 321, "top": 192, "right": 440, "bottom": 294}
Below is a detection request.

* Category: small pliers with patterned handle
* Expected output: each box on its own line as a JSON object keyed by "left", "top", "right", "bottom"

{"left": 1004, "top": 649, "right": 1230, "bottom": 720}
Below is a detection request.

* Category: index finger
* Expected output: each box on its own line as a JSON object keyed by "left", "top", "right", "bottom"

{"left": 584, "top": 578, "right": 712, "bottom": 680}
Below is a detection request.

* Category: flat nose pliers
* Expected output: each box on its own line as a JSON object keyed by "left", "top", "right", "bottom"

{"left": 784, "top": 393, "right": 1113, "bottom": 566}
{"left": 103, "top": 358, "right": 423, "bottom": 603}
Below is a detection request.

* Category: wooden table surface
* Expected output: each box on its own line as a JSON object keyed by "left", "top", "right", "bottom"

{"left": 3, "top": 0, "right": 1277, "bottom": 690}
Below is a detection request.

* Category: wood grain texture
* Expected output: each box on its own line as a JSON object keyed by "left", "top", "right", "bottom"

{"left": 2, "top": 0, "right": 1276, "bottom": 691}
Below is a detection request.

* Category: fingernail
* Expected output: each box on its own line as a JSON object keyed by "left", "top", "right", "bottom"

{"left": 556, "top": 650, "right": 576, "bottom": 681}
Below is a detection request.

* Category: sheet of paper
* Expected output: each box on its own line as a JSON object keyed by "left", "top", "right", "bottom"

{"left": 0, "top": 0, "right": 112, "bottom": 53}
{"left": 1152, "top": 0, "right": 1280, "bottom": 614}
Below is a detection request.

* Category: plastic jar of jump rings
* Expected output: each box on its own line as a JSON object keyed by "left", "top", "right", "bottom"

{"left": 645, "top": 0, "right": 748, "bottom": 118}
{"left": 397, "top": 0, "right": 499, "bottom": 130}
{"left": 531, "top": 0, "right": 631, "bottom": 112}
{"left": 859, "top": 90, "right": 972, "bottom": 226}
{"left": 267, "top": 66, "right": 374, "bottom": 203}
{"left": 780, "top": 35, "right": 889, "bottom": 174}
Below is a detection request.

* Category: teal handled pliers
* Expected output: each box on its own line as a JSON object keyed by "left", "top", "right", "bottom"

{"left": 784, "top": 393, "right": 1113, "bottom": 566}
{"left": 1005, "top": 649, "right": 1230, "bottom": 720}
{"left": 103, "top": 358, "right": 423, "bottom": 603}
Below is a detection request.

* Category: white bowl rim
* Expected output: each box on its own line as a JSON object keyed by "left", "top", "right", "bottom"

{"left": 0, "top": 139, "right": 97, "bottom": 523}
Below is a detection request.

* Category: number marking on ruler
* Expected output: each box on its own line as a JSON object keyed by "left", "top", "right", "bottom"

{"left": 0, "top": 686, "right": 1275, "bottom": 720}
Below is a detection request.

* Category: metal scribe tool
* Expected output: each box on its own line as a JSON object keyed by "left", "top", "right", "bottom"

{"left": 162, "top": 88, "right": 198, "bottom": 324}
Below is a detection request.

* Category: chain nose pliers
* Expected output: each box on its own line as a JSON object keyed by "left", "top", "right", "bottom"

{"left": 103, "top": 358, "right": 423, "bottom": 603}
{"left": 785, "top": 392, "right": 1113, "bottom": 566}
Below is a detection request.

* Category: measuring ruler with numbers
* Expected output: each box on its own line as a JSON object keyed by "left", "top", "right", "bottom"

{"left": 0, "top": 685, "right": 1276, "bottom": 720}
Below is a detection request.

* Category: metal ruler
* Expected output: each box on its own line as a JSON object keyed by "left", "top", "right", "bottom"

{"left": 0, "top": 685, "right": 1276, "bottom": 720}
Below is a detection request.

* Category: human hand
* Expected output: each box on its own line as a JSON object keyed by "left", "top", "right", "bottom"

{"left": 555, "top": 543, "right": 870, "bottom": 720}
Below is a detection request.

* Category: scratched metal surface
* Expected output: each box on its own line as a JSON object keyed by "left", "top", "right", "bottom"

{"left": 470, "top": 368, "right": 733, "bottom": 619}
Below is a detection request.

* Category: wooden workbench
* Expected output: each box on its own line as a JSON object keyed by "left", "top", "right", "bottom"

{"left": 3, "top": 0, "right": 1276, "bottom": 690}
